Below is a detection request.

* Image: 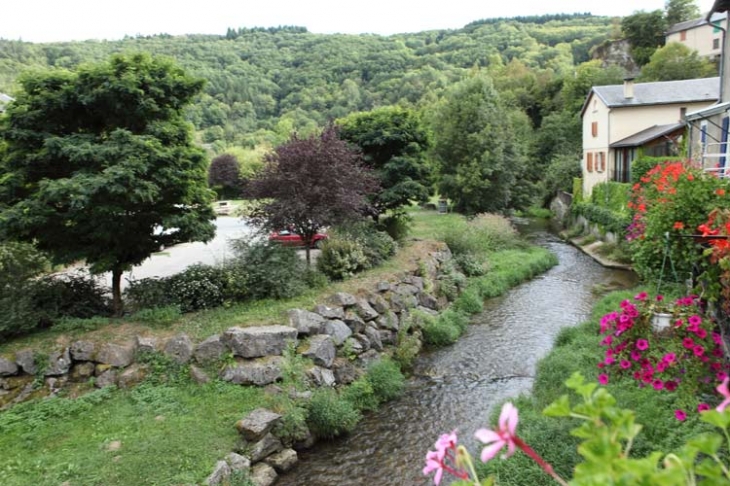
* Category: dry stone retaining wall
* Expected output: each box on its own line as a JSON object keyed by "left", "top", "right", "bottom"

{"left": 0, "top": 245, "right": 462, "bottom": 486}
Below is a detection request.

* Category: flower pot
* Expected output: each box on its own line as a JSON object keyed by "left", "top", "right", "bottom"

{"left": 652, "top": 312, "right": 672, "bottom": 332}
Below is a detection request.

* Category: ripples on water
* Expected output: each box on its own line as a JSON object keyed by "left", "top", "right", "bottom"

{"left": 278, "top": 219, "right": 637, "bottom": 486}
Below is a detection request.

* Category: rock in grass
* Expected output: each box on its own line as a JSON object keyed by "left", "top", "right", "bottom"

{"left": 220, "top": 357, "right": 284, "bottom": 386}
{"left": 205, "top": 460, "right": 231, "bottom": 486}
{"left": 15, "top": 349, "right": 36, "bottom": 375}
{"left": 45, "top": 349, "right": 72, "bottom": 376}
{"left": 223, "top": 326, "right": 298, "bottom": 358}
{"left": 301, "top": 335, "right": 336, "bottom": 368}
{"left": 69, "top": 340, "right": 96, "bottom": 362}
{"left": 96, "top": 343, "right": 136, "bottom": 368}
{"left": 0, "top": 357, "right": 18, "bottom": 376}
{"left": 193, "top": 335, "right": 225, "bottom": 364}
{"left": 236, "top": 408, "right": 282, "bottom": 442}
{"left": 322, "top": 320, "right": 352, "bottom": 346}
{"left": 265, "top": 448, "right": 298, "bottom": 472}
{"left": 250, "top": 462, "right": 277, "bottom": 486}
{"left": 163, "top": 334, "right": 193, "bottom": 364}
{"left": 288, "top": 309, "right": 325, "bottom": 335}
{"left": 248, "top": 433, "right": 283, "bottom": 462}
{"left": 226, "top": 452, "right": 251, "bottom": 472}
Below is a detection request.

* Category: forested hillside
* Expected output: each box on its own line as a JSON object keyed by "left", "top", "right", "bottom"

{"left": 0, "top": 14, "right": 612, "bottom": 150}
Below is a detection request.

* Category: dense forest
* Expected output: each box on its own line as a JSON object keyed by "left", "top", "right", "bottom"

{"left": 0, "top": 5, "right": 718, "bottom": 207}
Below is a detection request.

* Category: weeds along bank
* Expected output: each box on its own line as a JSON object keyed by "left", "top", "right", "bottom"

{"left": 0, "top": 213, "right": 558, "bottom": 485}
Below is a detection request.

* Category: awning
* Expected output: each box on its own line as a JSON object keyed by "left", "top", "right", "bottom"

{"left": 685, "top": 101, "right": 730, "bottom": 122}
{"left": 610, "top": 123, "right": 685, "bottom": 148}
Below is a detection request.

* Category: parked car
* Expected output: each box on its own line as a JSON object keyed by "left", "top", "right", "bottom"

{"left": 269, "top": 230, "right": 328, "bottom": 248}
{"left": 214, "top": 201, "right": 232, "bottom": 216}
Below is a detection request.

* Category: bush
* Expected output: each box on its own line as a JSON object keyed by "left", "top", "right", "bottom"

{"left": 572, "top": 202, "right": 632, "bottom": 236}
{"left": 366, "top": 358, "right": 405, "bottom": 403}
{"left": 331, "top": 221, "right": 398, "bottom": 267}
{"left": 316, "top": 239, "right": 369, "bottom": 280}
{"left": 631, "top": 155, "right": 682, "bottom": 185}
{"left": 378, "top": 213, "right": 412, "bottom": 242}
{"left": 124, "top": 277, "right": 173, "bottom": 311}
{"left": 306, "top": 388, "right": 362, "bottom": 439}
{"left": 454, "top": 253, "right": 487, "bottom": 277}
{"left": 454, "top": 287, "right": 484, "bottom": 314}
{"left": 0, "top": 242, "right": 50, "bottom": 338}
{"left": 31, "top": 274, "right": 112, "bottom": 320}
{"left": 166, "top": 264, "right": 226, "bottom": 312}
{"left": 341, "top": 378, "right": 379, "bottom": 411}
{"left": 441, "top": 214, "right": 521, "bottom": 257}
{"left": 422, "top": 312, "right": 460, "bottom": 346}
{"left": 231, "top": 238, "right": 307, "bottom": 299}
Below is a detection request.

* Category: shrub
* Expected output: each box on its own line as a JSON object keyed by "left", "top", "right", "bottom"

{"left": 306, "top": 388, "right": 362, "bottom": 439}
{"left": 231, "top": 238, "right": 307, "bottom": 299}
{"left": 330, "top": 221, "right": 398, "bottom": 268}
{"left": 31, "top": 274, "right": 112, "bottom": 320}
{"left": 366, "top": 358, "right": 406, "bottom": 403}
{"left": 422, "top": 312, "right": 460, "bottom": 346}
{"left": 378, "top": 213, "right": 412, "bottom": 242}
{"left": 394, "top": 318, "right": 422, "bottom": 370}
{"left": 341, "top": 378, "right": 379, "bottom": 411}
{"left": 0, "top": 242, "right": 49, "bottom": 337}
{"left": 454, "top": 287, "right": 483, "bottom": 314}
{"left": 124, "top": 277, "right": 173, "bottom": 311}
{"left": 316, "top": 239, "right": 369, "bottom": 280}
{"left": 268, "top": 395, "right": 310, "bottom": 447}
{"left": 441, "top": 213, "right": 521, "bottom": 257}
{"left": 631, "top": 155, "right": 682, "bottom": 185}
{"left": 166, "top": 264, "right": 225, "bottom": 312}
{"left": 454, "top": 253, "right": 487, "bottom": 277}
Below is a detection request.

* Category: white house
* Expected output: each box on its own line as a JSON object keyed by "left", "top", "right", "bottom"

{"left": 581, "top": 77, "right": 719, "bottom": 196}
{"left": 666, "top": 12, "right": 726, "bottom": 59}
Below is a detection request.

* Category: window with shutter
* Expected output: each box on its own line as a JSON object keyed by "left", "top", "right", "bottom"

{"left": 587, "top": 153, "right": 593, "bottom": 173}
{"left": 600, "top": 152, "right": 606, "bottom": 172}
{"left": 591, "top": 122, "right": 598, "bottom": 137}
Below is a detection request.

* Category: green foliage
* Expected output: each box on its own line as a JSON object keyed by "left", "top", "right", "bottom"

{"left": 330, "top": 221, "right": 398, "bottom": 269}
{"left": 366, "top": 358, "right": 406, "bottom": 403}
{"left": 0, "top": 242, "right": 49, "bottom": 338}
{"left": 573, "top": 203, "right": 632, "bottom": 235}
{"left": 341, "top": 378, "right": 380, "bottom": 412}
{"left": 305, "top": 388, "right": 362, "bottom": 440}
{"left": 665, "top": 0, "right": 701, "bottom": 26}
{"left": 621, "top": 10, "right": 667, "bottom": 65}
{"left": 337, "top": 106, "right": 434, "bottom": 216}
{"left": 393, "top": 316, "right": 423, "bottom": 370}
{"left": 539, "top": 153, "right": 582, "bottom": 203}
{"left": 454, "top": 287, "right": 484, "bottom": 314}
{"left": 131, "top": 305, "right": 182, "bottom": 327}
{"left": 0, "top": 53, "right": 216, "bottom": 313}
{"left": 422, "top": 309, "right": 469, "bottom": 346}
{"left": 454, "top": 253, "right": 488, "bottom": 277}
{"left": 640, "top": 42, "right": 717, "bottom": 82}
{"left": 270, "top": 401, "right": 310, "bottom": 448}
{"left": 572, "top": 178, "right": 584, "bottom": 203}
{"left": 377, "top": 212, "right": 412, "bottom": 242}
{"left": 590, "top": 182, "right": 631, "bottom": 213}
{"left": 316, "top": 239, "right": 369, "bottom": 280}
{"left": 441, "top": 214, "right": 522, "bottom": 258}
{"left": 230, "top": 238, "right": 307, "bottom": 300}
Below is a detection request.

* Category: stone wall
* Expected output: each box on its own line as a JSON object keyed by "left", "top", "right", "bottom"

{"left": 0, "top": 245, "right": 462, "bottom": 485}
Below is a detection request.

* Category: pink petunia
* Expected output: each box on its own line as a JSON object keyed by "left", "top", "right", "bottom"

{"left": 652, "top": 379, "right": 664, "bottom": 390}
{"left": 717, "top": 377, "right": 730, "bottom": 412}
{"left": 634, "top": 292, "right": 648, "bottom": 301}
{"left": 598, "top": 374, "right": 609, "bottom": 385}
{"left": 693, "top": 345, "right": 705, "bottom": 357}
{"left": 683, "top": 337, "right": 695, "bottom": 349}
{"left": 698, "top": 403, "right": 711, "bottom": 413}
{"left": 631, "top": 350, "right": 642, "bottom": 361}
{"left": 636, "top": 339, "right": 649, "bottom": 351}
{"left": 620, "top": 360, "right": 632, "bottom": 370}
{"left": 688, "top": 315, "right": 702, "bottom": 326}
{"left": 675, "top": 409, "right": 687, "bottom": 421}
{"left": 475, "top": 402, "right": 519, "bottom": 462}
{"left": 663, "top": 353, "right": 676, "bottom": 364}
{"left": 696, "top": 329, "right": 708, "bottom": 339}
{"left": 665, "top": 380, "right": 678, "bottom": 392}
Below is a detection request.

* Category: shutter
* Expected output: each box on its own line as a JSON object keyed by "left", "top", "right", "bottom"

{"left": 600, "top": 152, "right": 606, "bottom": 172}
{"left": 721, "top": 117, "right": 729, "bottom": 170}
{"left": 591, "top": 122, "right": 598, "bottom": 137}
{"left": 587, "top": 152, "right": 593, "bottom": 173}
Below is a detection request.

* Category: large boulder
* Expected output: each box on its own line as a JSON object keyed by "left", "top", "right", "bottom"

{"left": 15, "top": 349, "right": 36, "bottom": 375}
{"left": 250, "top": 462, "right": 277, "bottom": 486}
{"left": 375, "top": 311, "right": 399, "bottom": 331}
{"left": 248, "top": 433, "right": 283, "bottom": 462}
{"left": 395, "top": 282, "right": 421, "bottom": 296}
{"left": 354, "top": 298, "right": 379, "bottom": 321}
{"left": 418, "top": 291, "right": 440, "bottom": 310}
{"left": 332, "top": 358, "right": 361, "bottom": 385}
{"left": 327, "top": 292, "right": 357, "bottom": 307}
{"left": 69, "top": 362, "right": 95, "bottom": 382}
{"left": 226, "top": 452, "right": 251, "bottom": 473}
{"left": 288, "top": 309, "right": 325, "bottom": 335}
{"left": 97, "top": 343, "right": 136, "bottom": 368}
{"left": 388, "top": 292, "right": 418, "bottom": 313}
{"left": 306, "top": 366, "right": 336, "bottom": 387}
{"left": 236, "top": 408, "right": 282, "bottom": 442}
{"left": 364, "top": 326, "right": 383, "bottom": 351}
{"left": 69, "top": 340, "right": 96, "bottom": 362}
{"left": 342, "top": 311, "right": 365, "bottom": 334}
{"left": 223, "top": 326, "right": 297, "bottom": 358}
{"left": 163, "top": 334, "right": 193, "bottom": 364}
{"left": 322, "top": 320, "right": 352, "bottom": 346}
{"left": 312, "top": 304, "right": 345, "bottom": 320}
{"left": 194, "top": 335, "right": 225, "bottom": 364}
{"left": 376, "top": 281, "right": 391, "bottom": 292}
{"left": 118, "top": 364, "right": 147, "bottom": 388}
{"left": 190, "top": 365, "right": 211, "bottom": 384}
{"left": 95, "top": 369, "right": 118, "bottom": 388}
{"left": 135, "top": 336, "right": 158, "bottom": 354}
{"left": 301, "top": 335, "right": 336, "bottom": 368}
{"left": 0, "top": 357, "right": 18, "bottom": 376}
{"left": 221, "top": 357, "right": 284, "bottom": 386}
{"left": 265, "top": 448, "right": 298, "bottom": 473}
{"left": 367, "top": 293, "right": 390, "bottom": 314}
{"left": 205, "top": 460, "right": 230, "bottom": 486}
{"left": 402, "top": 275, "right": 425, "bottom": 291}
{"left": 45, "top": 349, "right": 72, "bottom": 376}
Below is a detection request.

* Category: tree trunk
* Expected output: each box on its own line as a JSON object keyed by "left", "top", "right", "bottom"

{"left": 111, "top": 266, "right": 124, "bottom": 316}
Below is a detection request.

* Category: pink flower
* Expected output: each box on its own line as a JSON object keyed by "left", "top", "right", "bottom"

{"left": 683, "top": 337, "right": 695, "bottom": 349}
{"left": 718, "top": 372, "right": 729, "bottom": 382}
{"left": 693, "top": 345, "right": 705, "bottom": 357}
{"left": 665, "top": 380, "right": 678, "bottom": 392}
{"left": 688, "top": 315, "right": 702, "bottom": 326}
{"left": 475, "top": 402, "right": 518, "bottom": 462}
{"left": 696, "top": 329, "right": 708, "bottom": 339}
{"left": 634, "top": 292, "right": 648, "bottom": 301}
{"left": 656, "top": 361, "right": 667, "bottom": 372}
{"left": 604, "top": 356, "right": 615, "bottom": 365}
{"left": 698, "top": 403, "right": 711, "bottom": 413}
{"left": 630, "top": 350, "right": 642, "bottom": 361}
{"left": 598, "top": 374, "right": 609, "bottom": 385}
{"left": 652, "top": 379, "right": 664, "bottom": 390}
{"left": 713, "top": 332, "right": 723, "bottom": 345}
{"left": 663, "top": 353, "right": 676, "bottom": 364}
{"left": 423, "top": 450, "right": 446, "bottom": 485}
{"left": 636, "top": 339, "right": 649, "bottom": 351}
{"left": 620, "top": 360, "right": 631, "bottom": 370}
{"left": 423, "top": 431, "right": 466, "bottom": 485}
{"left": 675, "top": 409, "right": 687, "bottom": 421}
{"left": 716, "top": 377, "right": 730, "bottom": 412}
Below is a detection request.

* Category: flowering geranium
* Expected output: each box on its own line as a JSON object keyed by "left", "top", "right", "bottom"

{"left": 597, "top": 291, "right": 729, "bottom": 418}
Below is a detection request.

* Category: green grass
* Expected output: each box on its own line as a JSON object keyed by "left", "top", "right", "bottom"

{"left": 477, "top": 289, "right": 718, "bottom": 485}
{"left": 0, "top": 379, "right": 265, "bottom": 486}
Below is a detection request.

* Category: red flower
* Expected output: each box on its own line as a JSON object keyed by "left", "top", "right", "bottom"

{"left": 673, "top": 222, "right": 684, "bottom": 230}
{"left": 717, "top": 188, "right": 726, "bottom": 196}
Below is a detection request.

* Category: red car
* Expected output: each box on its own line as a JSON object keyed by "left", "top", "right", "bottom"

{"left": 269, "top": 230, "right": 328, "bottom": 248}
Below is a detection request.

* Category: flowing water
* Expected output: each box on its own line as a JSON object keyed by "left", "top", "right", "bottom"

{"left": 278, "top": 218, "right": 637, "bottom": 486}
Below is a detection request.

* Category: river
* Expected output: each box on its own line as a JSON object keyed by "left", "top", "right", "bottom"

{"left": 277, "top": 218, "right": 637, "bottom": 486}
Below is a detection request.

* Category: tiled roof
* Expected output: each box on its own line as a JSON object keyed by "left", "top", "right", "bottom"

{"left": 591, "top": 77, "right": 719, "bottom": 110}
{"left": 667, "top": 12, "right": 726, "bottom": 34}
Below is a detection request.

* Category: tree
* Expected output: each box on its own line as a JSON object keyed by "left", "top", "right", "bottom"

{"left": 621, "top": 10, "right": 668, "bottom": 66}
{"left": 640, "top": 42, "right": 717, "bottom": 81}
{"left": 430, "top": 74, "right": 525, "bottom": 214}
{"left": 208, "top": 153, "right": 242, "bottom": 200}
{"left": 665, "top": 0, "right": 700, "bottom": 27}
{"left": 337, "top": 107, "right": 433, "bottom": 219}
{"left": 0, "top": 53, "right": 216, "bottom": 314}
{"left": 244, "top": 125, "right": 378, "bottom": 265}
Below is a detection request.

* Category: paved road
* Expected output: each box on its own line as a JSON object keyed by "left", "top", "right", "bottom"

{"left": 65, "top": 217, "right": 255, "bottom": 290}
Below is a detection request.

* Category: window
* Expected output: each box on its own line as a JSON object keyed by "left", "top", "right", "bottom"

{"left": 680, "top": 30, "right": 687, "bottom": 41}
{"left": 587, "top": 153, "right": 594, "bottom": 173}
{"left": 592, "top": 100, "right": 597, "bottom": 112}
{"left": 714, "top": 38, "right": 721, "bottom": 50}
{"left": 591, "top": 121, "right": 598, "bottom": 137}
{"left": 598, "top": 152, "right": 606, "bottom": 172}
{"left": 680, "top": 107, "right": 687, "bottom": 120}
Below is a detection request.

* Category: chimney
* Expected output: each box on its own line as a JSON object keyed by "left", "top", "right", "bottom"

{"left": 624, "top": 77, "right": 635, "bottom": 99}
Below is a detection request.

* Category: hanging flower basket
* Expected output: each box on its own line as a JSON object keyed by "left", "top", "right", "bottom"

{"left": 651, "top": 312, "right": 673, "bottom": 332}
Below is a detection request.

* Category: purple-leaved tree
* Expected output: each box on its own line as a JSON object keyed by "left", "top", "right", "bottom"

{"left": 245, "top": 125, "right": 378, "bottom": 265}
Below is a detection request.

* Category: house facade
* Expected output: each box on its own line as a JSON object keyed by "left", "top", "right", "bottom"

{"left": 582, "top": 77, "right": 719, "bottom": 196}
{"left": 666, "top": 12, "right": 726, "bottom": 59}
{"left": 686, "top": 1, "right": 730, "bottom": 174}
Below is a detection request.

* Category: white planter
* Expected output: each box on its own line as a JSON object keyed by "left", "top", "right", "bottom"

{"left": 652, "top": 312, "right": 672, "bottom": 332}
